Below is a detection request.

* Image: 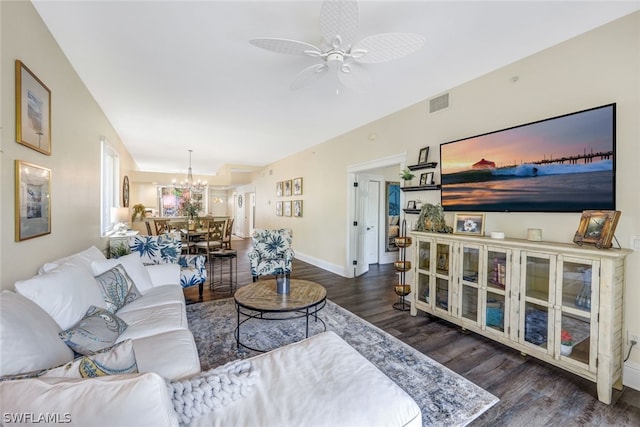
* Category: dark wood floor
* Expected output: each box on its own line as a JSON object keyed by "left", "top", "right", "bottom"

{"left": 184, "top": 238, "right": 640, "bottom": 426}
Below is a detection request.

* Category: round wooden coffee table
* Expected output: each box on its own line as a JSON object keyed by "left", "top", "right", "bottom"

{"left": 234, "top": 279, "right": 327, "bottom": 352}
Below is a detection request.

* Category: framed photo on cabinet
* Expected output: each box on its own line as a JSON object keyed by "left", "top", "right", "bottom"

{"left": 15, "top": 60, "right": 52, "bottom": 155}
{"left": 15, "top": 160, "right": 51, "bottom": 241}
{"left": 453, "top": 212, "right": 485, "bottom": 236}
{"left": 573, "top": 210, "right": 621, "bottom": 249}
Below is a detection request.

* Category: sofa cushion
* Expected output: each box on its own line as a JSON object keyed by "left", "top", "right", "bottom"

{"left": 133, "top": 329, "right": 201, "bottom": 380}
{"left": 0, "top": 373, "right": 179, "bottom": 427}
{"left": 14, "top": 264, "right": 106, "bottom": 330}
{"left": 92, "top": 254, "right": 154, "bottom": 294}
{"left": 116, "top": 303, "right": 188, "bottom": 342}
{"left": 0, "top": 291, "right": 74, "bottom": 376}
{"left": 94, "top": 264, "right": 142, "bottom": 313}
{"left": 44, "top": 340, "right": 138, "bottom": 378}
{"left": 38, "top": 245, "right": 106, "bottom": 274}
{"left": 146, "top": 263, "right": 181, "bottom": 287}
{"left": 117, "top": 285, "right": 184, "bottom": 315}
{"left": 59, "top": 306, "right": 128, "bottom": 355}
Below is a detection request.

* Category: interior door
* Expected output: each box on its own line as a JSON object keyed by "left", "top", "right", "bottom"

{"left": 354, "top": 176, "right": 369, "bottom": 277}
{"left": 366, "top": 180, "right": 380, "bottom": 264}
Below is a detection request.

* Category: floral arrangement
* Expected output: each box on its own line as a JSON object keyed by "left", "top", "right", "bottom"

{"left": 561, "top": 330, "right": 573, "bottom": 346}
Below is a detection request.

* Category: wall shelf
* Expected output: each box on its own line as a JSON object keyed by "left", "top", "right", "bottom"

{"left": 401, "top": 184, "right": 441, "bottom": 192}
{"left": 407, "top": 162, "right": 437, "bottom": 171}
{"left": 403, "top": 209, "right": 421, "bottom": 214}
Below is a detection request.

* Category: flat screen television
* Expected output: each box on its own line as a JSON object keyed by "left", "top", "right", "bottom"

{"left": 439, "top": 103, "right": 616, "bottom": 212}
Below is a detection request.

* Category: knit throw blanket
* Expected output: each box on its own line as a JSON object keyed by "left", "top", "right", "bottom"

{"left": 167, "top": 359, "right": 259, "bottom": 425}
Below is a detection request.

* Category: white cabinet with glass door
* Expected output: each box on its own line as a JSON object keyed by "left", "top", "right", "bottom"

{"left": 411, "top": 237, "right": 453, "bottom": 317}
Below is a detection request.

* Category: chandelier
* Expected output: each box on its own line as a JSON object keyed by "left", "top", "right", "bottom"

{"left": 172, "top": 149, "right": 207, "bottom": 192}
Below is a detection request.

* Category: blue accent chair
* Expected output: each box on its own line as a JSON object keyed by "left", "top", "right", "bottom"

{"left": 248, "top": 228, "right": 294, "bottom": 282}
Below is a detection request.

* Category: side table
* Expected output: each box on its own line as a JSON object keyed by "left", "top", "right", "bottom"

{"left": 210, "top": 249, "right": 237, "bottom": 293}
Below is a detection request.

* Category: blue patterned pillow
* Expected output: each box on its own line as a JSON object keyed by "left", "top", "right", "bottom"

{"left": 94, "top": 264, "right": 142, "bottom": 313}
{"left": 59, "top": 306, "right": 127, "bottom": 355}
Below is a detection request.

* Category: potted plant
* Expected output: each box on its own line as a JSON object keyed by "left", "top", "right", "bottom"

{"left": 131, "top": 203, "right": 146, "bottom": 222}
{"left": 415, "top": 203, "right": 452, "bottom": 233}
{"left": 399, "top": 168, "right": 415, "bottom": 187}
{"left": 180, "top": 199, "right": 202, "bottom": 230}
{"left": 560, "top": 330, "right": 573, "bottom": 356}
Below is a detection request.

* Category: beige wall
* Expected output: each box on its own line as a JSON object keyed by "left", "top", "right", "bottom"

{"left": 0, "top": 1, "right": 135, "bottom": 288}
{"left": 252, "top": 13, "right": 640, "bottom": 365}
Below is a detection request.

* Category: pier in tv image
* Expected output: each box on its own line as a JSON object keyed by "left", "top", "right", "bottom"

{"left": 440, "top": 104, "right": 615, "bottom": 213}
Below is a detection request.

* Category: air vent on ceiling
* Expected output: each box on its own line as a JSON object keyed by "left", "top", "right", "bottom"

{"left": 429, "top": 93, "right": 449, "bottom": 114}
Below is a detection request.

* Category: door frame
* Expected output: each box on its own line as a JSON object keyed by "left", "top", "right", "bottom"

{"left": 346, "top": 153, "right": 407, "bottom": 278}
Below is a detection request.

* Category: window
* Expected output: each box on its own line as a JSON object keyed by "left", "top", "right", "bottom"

{"left": 101, "top": 139, "right": 120, "bottom": 235}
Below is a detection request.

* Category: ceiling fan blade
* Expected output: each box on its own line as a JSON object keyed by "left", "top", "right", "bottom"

{"left": 320, "top": 1, "right": 359, "bottom": 49}
{"left": 290, "top": 63, "right": 329, "bottom": 90}
{"left": 249, "top": 38, "right": 322, "bottom": 56}
{"left": 351, "top": 33, "right": 426, "bottom": 64}
{"left": 337, "top": 63, "right": 372, "bottom": 93}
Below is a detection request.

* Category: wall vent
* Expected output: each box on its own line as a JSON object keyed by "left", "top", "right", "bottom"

{"left": 429, "top": 93, "right": 449, "bottom": 114}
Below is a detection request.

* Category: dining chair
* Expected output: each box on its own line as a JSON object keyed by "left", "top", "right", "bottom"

{"left": 154, "top": 219, "right": 171, "bottom": 235}
{"left": 171, "top": 220, "right": 195, "bottom": 254}
{"left": 221, "top": 218, "right": 234, "bottom": 250}
{"left": 145, "top": 220, "right": 153, "bottom": 236}
{"left": 194, "top": 219, "right": 226, "bottom": 262}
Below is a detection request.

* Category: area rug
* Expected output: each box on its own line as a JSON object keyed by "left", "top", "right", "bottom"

{"left": 186, "top": 298, "right": 498, "bottom": 427}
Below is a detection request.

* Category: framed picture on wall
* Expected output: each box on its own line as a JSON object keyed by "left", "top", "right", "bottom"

{"left": 293, "top": 200, "right": 303, "bottom": 217}
{"left": 276, "top": 182, "right": 283, "bottom": 197}
{"left": 15, "top": 160, "right": 51, "bottom": 241}
{"left": 276, "top": 201, "right": 283, "bottom": 216}
{"left": 15, "top": 60, "right": 52, "bottom": 155}
{"left": 284, "top": 180, "right": 292, "bottom": 197}
{"left": 122, "top": 176, "right": 130, "bottom": 207}
{"left": 284, "top": 201, "right": 292, "bottom": 217}
{"left": 293, "top": 177, "right": 303, "bottom": 195}
{"left": 418, "top": 147, "right": 429, "bottom": 164}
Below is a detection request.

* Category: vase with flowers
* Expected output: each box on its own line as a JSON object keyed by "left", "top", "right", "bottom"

{"left": 560, "top": 330, "right": 574, "bottom": 356}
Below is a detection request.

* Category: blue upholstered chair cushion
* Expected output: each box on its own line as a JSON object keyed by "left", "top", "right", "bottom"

{"left": 126, "top": 235, "right": 206, "bottom": 289}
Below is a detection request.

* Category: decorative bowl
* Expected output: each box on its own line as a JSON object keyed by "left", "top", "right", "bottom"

{"left": 394, "top": 284, "right": 411, "bottom": 296}
{"left": 394, "top": 236, "right": 412, "bottom": 248}
{"left": 393, "top": 260, "right": 412, "bottom": 272}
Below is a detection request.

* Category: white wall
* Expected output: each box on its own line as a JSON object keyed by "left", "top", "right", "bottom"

{"left": 1, "top": 1, "right": 135, "bottom": 288}
{"left": 252, "top": 13, "right": 640, "bottom": 367}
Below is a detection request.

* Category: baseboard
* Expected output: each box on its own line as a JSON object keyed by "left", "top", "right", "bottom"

{"left": 623, "top": 360, "right": 640, "bottom": 391}
{"left": 294, "top": 251, "right": 348, "bottom": 277}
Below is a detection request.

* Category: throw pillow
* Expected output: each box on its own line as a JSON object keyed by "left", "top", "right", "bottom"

{"left": 14, "top": 263, "right": 107, "bottom": 331}
{"left": 38, "top": 246, "right": 106, "bottom": 275}
{"left": 94, "top": 264, "right": 141, "bottom": 313}
{"left": 1, "top": 339, "right": 138, "bottom": 381}
{"left": 59, "top": 305, "right": 128, "bottom": 355}
{"left": 0, "top": 291, "right": 74, "bottom": 377}
{"left": 92, "top": 254, "right": 154, "bottom": 294}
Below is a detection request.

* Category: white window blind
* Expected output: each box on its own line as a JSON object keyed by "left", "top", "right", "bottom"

{"left": 101, "top": 139, "right": 120, "bottom": 235}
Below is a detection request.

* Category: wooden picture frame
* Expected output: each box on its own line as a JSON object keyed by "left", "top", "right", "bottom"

{"left": 293, "top": 177, "right": 303, "bottom": 195}
{"left": 420, "top": 172, "right": 433, "bottom": 186}
{"left": 15, "top": 60, "right": 51, "bottom": 155}
{"left": 284, "top": 200, "right": 292, "bottom": 217}
{"left": 123, "top": 175, "right": 130, "bottom": 207}
{"left": 418, "top": 147, "right": 429, "bottom": 164}
{"left": 453, "top": 212, "right": 485, "bottom": 236}
{"left": 15, "top": 160, "right": 51, "bottom": 241}
{"left": 276, "top": 181, "right": 283, "bottom": 197}
{"left": 407, "top": 200, "right": 416, "bottom": 209}
{"left": 276, "top": 201, "right": 283, "bottom": 216}
{"left": 573, "top": 210, "right": 621, "bottom": 249}
{"left": 293, "top": 200, "right": 303, "bottom": 217}
{"left": 284, "top": 180, "right": 292, "bottom": 197}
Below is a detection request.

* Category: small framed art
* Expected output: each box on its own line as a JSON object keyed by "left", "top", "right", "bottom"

{"left": 407, "top": 200, "right": 416, "bottom": 209}
{"left": 453, "top": 212, "right": 485, "bottom": 236}
{"left": 123, "top": 176, "right": 130, "bottom": 207}
{"left": 284, "top": 180, "right": 292, "bottom": 197}
{"left": 15, "top": 60, "right": 52, "bottom": 155}
{"left": 293, "top": 177, "right": 303, "bottom": 195}
{"left": 293, "top": 200, "right": 303, "bottom": 217}
{"left": 284, "top": 201, "right": 292, "bottom": 217}
{"left": 15, "top": 160, "right": 51, "bottom": 241}
{"left": 573, "top": 210, "right": 621, "bottom": 249}
{"left": 419, "top": 172, "right": 434, "bottom": 186}
{"left": 276, "top": 201, "right": 283, "bottom": 216}
{"left": 418, "top": 147, "right": 429, "bottom": 164}
{"left": 276, "top": 182, "right": 283, "bottom": 197}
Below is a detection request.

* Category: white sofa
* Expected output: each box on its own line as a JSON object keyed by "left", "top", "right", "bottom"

{"left": 1, "top": 246, "right": 422, "bottom": 427}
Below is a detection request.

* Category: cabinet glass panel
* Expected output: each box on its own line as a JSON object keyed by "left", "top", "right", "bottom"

{"left": 486, "top": 292, "right": 505, "bottom": 332}
{"left": 435, "top": 243, "right": 450, "bottom": 275}
{"left": 524, "top": 302, "right": 549, "bottom": 349}
{"left": 525, "top": 256, "right": 550, "bottom": 302}
{"left": 560, "top": 313, "right": 590, "bottom": 363}
{"left": 418, "top": 241, "right": 432, "bottom": 271}
{"left": 418, "top": 272, "right": 430, "bottom": 304}
{"left": 487, "top": 250, "right": 508, "bottom": 290}
{"left": 562, "top": 261, "right": 592, "bottom": 314}
{"left": 435, "top": 278, "right": 449, "bottom": 311}
{"left": 462, "top": 247, "right": 479, "bottom": 284}
{"left": 461, "top": 285, "right": 478, "bottom": 322}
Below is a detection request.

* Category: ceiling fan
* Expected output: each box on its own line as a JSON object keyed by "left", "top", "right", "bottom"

{"left": 249, "top": 1, "right": 425, "bottom": 92}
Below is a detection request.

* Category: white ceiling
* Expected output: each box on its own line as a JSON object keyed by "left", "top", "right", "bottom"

{"left": 32, "top": 1, "right": 640, "bottom": 177}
